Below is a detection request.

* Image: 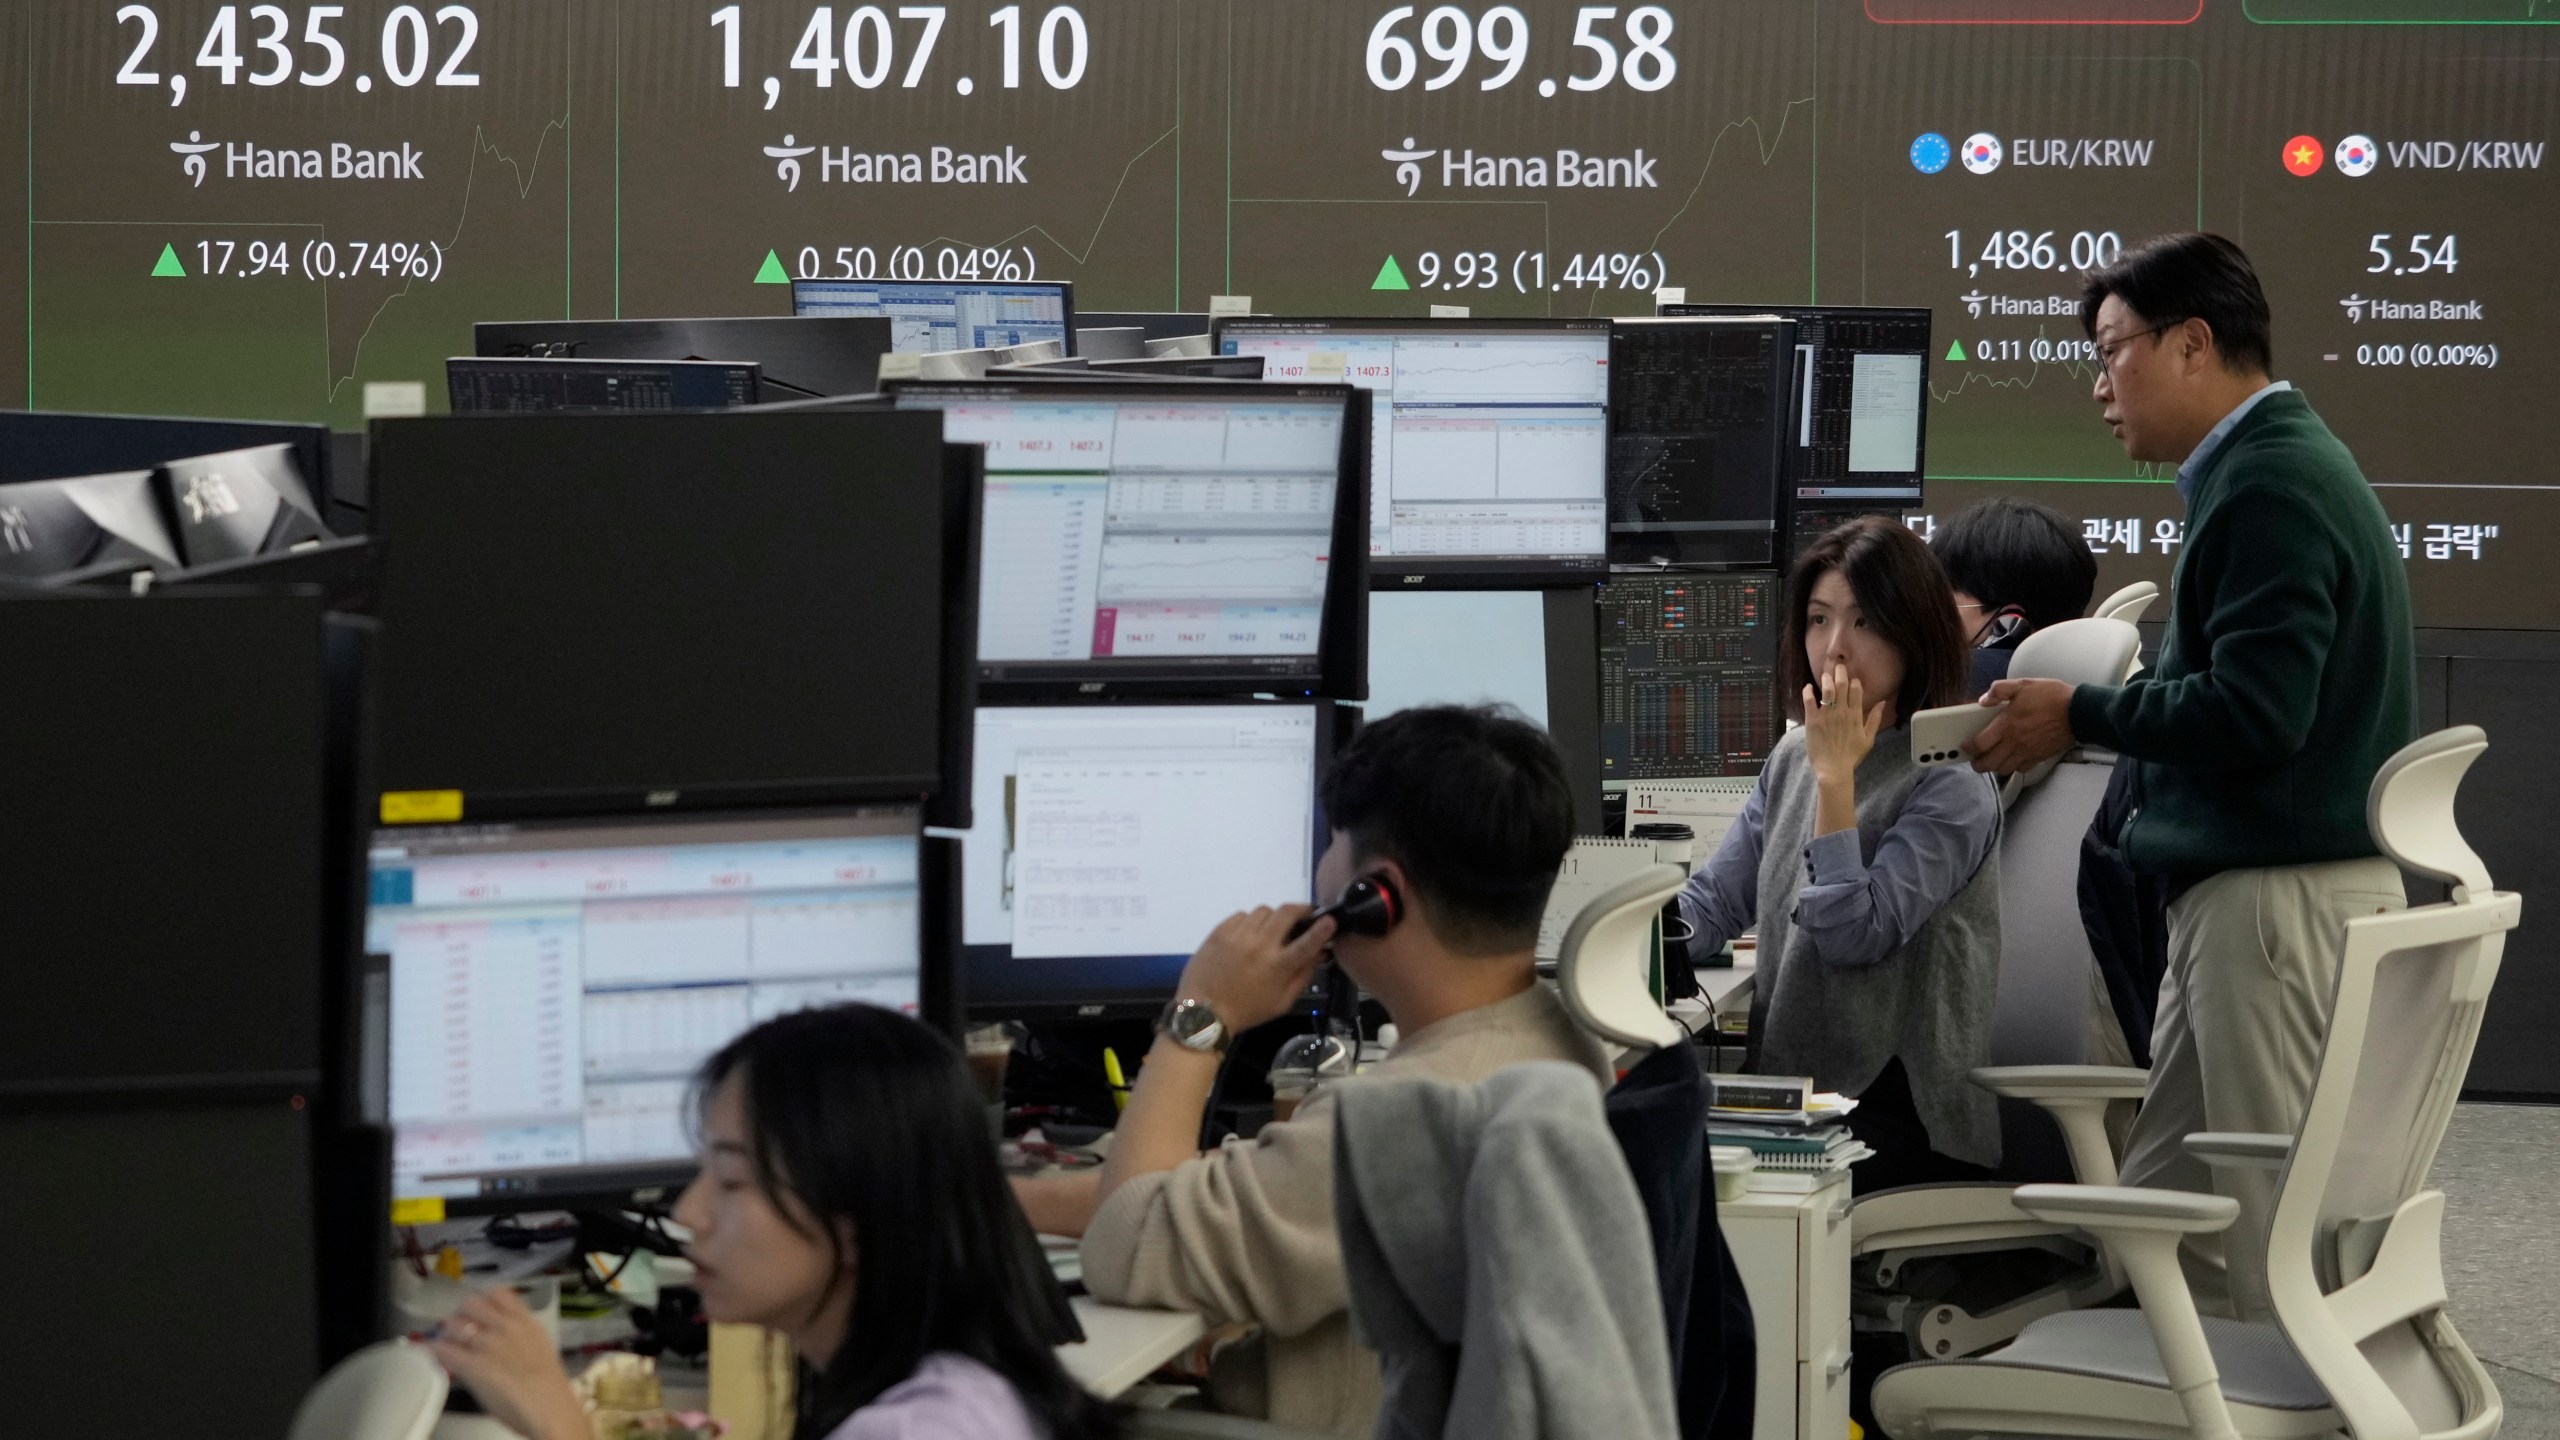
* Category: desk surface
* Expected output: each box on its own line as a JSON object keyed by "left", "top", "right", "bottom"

{"left": 1058, "top": 1296, "right": 1205, "bottom": 1398}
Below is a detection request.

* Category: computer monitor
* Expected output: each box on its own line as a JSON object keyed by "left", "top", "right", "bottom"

{"left": 961, "top": 703, "right": 1324, "bottom": 1013}
{"left": 1212, "top": 318, "right": 1612, "bottom": 587}
{"left": 1607, "top": 316, "right": 1794, "bottom": 569}
{"left": 1078, "top": 311, "right": 1217, "bottom": 343}
{"left": 160, "top": 443, "right": 329, "bottom": 567}
{"left": 1365, "top": 589, "right": 1604, "bottom": 831}
{"left": 445, "top": 357, "right": 763, "bottom": 413}
{"left": 369, "top": 805, "right": 931, "bottom": 1207}
{"left": 0, "top": 470, "right": 180, "bottom": 584}
{"left": 1599, "top": 572, "right": 1782, "bottom": 785}
{"left": 791, "top": 279, "right": 1074, "bottom": 355}
{"left": 888, "top": 378, "right": 1368, "bottom": 700}
{"left": 0, "top": 410, "right": 335, "bottom": 522}
{"left": 1076, "top": 327, "right": 1149, "bottom": 361}
{"left": 474, "top": 316, "right": 893, "bottom": 400}
{"left": 367, "top": 409, "right": 962, "bottom": 810}
{"left": 1094, "top": 355, "right": 1266, "bottom": 380}
{"left": 1661, "top": 304, "right": 1933, "bottom": 505}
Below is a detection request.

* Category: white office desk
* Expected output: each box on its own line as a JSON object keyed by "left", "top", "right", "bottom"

{"left": 1058, "top": 1296, "right": 1207, "bottom": 1397}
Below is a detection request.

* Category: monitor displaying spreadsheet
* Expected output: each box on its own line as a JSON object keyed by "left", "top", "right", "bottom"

{"left": 1213, "top": 318, "right": 1611, "bottom": 586}
{"left": 891, "top": 379, "right": 1368, "bottom": 698}
{"left": 791, "top": 278, "right": 1073, "bottom": 355}
{"left": 371, "top": 807, "right": 924, "bottom": 1203}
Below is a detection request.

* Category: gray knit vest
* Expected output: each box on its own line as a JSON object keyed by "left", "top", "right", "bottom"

{"left": 1748, "top": 726, "right": 2003, "bottom": 1169}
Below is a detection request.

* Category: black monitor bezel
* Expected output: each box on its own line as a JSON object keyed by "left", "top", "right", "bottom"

{"left": 443, "top": 356, "right": 765, "bottom": 413}
{"left": 1210, "top": 316, "right": 1614, "bottom": 590}
{"left": 789, "top": 277, "right": 1077, "bottom": 357}
{"left": 473, "top": 315, "right": 894, "bottom": 400}
{"left": 369, "top": 800, "right": 954, "bottom": 1217}
{"left": 1659, "top": 302, "right": 1934, "bottom": 507}
{"left": 886, "top": 376, "right": 1370, "bottom": 703}
{"left": 958, "top": 697, "right": 1351, "bottom": 1021}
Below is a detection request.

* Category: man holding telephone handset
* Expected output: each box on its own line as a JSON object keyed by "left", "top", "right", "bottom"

{"left": 1961, "top": 233, "right": 2417, "bottom": 1323}
{"left": 1012, "top": 706, "right": 1611, "bottom": 1438}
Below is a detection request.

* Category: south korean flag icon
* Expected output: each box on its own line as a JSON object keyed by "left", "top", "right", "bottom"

{"left": 2334, "top": 135, "right": 2380, "bottom": 177}
{"left": 1961, "top": 133, "right": 2004, "bottom": 174}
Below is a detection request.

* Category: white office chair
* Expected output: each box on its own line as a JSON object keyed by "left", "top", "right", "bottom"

{"left": 1873, "top": 726, "right": 2518, "bottom": 1440}
{"left": 1556, "top": 863, "right": 1692, "bottom": 1052}
{"left": 2094, "top": 581, "right": 2160, "bottom": 624}
{"left": 287, "top": 1340, "right": 449, "bottom": 1440}
{"left": 1849, "top": 617, "right": 2147, "bottom": 1359}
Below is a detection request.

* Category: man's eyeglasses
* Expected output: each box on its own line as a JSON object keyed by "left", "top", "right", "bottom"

{"left": 2093, "top": 321, "right": 2178, "bottom": 377}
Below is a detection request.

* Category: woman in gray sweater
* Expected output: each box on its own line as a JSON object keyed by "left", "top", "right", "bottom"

{"left": 1679, "top": 516, "right": 2005, "bottom": 1193}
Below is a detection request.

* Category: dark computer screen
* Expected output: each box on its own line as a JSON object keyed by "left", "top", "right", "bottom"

{"left": 444, "top": 357, "right": 763, "bottom": 413}
{"left": 791, "top": 279, "right": 1074, "bottom": 355}
{"left": 473, "top": 316, "right": 892, "bottom": 400}
{"left": 0, "top": 591, "right": 330, "bottom": 1089}
{"left": 369, "top": 806, "right": 927, "bottom": 1206}
{"left": 160, "top": 442, "right": 328, "bottom": 567}
{"left": 0, "top": 469, "right": 180, "bottom": 583}
{"left": 888, "top": 378, "right": 1368, "bottom": 700}
{"left": 1663, "top": 304, "right": 1933, "bottom": 505}
{"left": 1599, "top": 573, "right": 1783, "bottom": 784}
{"left": 1076, "top": 312, "right": 1215, "bottom": 343}
{"left": 961, "top": 703, "right": 1323, "bottom": 1013}
{"left": 0, "top": 410, "right": 334, "bottom": 520}
{"left": 1213, "top": 318, "right": 1611, "bottom": 587}
{"left": 1607, "top": 317, "right": 1794, "bottom": 570}
{"left": 366, "top": 409, "right": 955, "bottom": 808}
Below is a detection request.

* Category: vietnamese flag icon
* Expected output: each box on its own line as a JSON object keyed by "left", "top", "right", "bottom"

{"left": 2283, "top": 135, "right": 2325, "bottom": 177}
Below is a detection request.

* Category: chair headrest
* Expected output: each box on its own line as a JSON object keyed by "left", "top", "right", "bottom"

{"left": 2094, "top": 581, "right": 2160, "bottom": 623}
{"left": 2367, "top": 726, "right": 2493, "bottom": 898}
{"left": 2009, "top": 617, "right": 2143, "bottom": 689}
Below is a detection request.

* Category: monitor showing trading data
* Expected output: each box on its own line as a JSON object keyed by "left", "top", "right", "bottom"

{"left": 372, "top": 807, "right": 925, "bottom": 1204}
{"left": 890, "top": 380, "right": 1365, "bottom": 698}
{"left": 1214, "top": 319, "right": 1611, "bottom": 586}
{"left": 1600, "top": 574, "right": 1782, "bottom": 785}
{"left": 1608, "top": 317, "right": 1794, "bottom": 569}
{"left": 1664, "top": 305, "right": 1933, "bottom": 506}
{"left": 792, "top": 280, "right": 1074, "bottom": 355}
{"left": 962, "top": 704, "right": 1321, "bottom": 1011}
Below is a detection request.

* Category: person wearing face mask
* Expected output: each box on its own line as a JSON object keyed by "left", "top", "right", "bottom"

{"left": 1931, "top": 497, "right": 2100, "bottom": 692}
{"left": 428, "top": 1005, "right": 1122, "bottom": 1440}
{"left": 1676, "top": 516, "right": 2004, "bottom": 1195}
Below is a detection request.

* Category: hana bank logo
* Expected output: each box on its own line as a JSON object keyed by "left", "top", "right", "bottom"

{"left": 766, "top": 134, "right": 817, "bottom": 192}
{"left": 1383, "top": 138, "right": 1437, "bottom": 197}
{"left": 172, "top": 131, "right": 221, "bottom": 187}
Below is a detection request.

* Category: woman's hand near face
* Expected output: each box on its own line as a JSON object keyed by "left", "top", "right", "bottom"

{"left": 1804, "top": 662, "right": 1889, "bottom": 787}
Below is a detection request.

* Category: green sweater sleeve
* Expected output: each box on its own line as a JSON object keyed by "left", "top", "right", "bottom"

{"left": 2068, "top": 487, "right": 2342, "bottom": 767}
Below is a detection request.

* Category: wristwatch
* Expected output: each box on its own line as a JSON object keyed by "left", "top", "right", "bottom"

{"left": 1157, "top": 997, "right": 1231, "bottom": 1055}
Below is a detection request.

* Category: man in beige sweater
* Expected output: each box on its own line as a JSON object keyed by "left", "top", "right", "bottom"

{"left": 1013, "top": 706, "right": 1614, "bottom": 1437}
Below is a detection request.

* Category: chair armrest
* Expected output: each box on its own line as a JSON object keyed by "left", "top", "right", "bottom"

{"left": 2184, "top": 1133, "right": 2291, "bottom": 1172}
{"left": 2006, "top": 1184, "right": 2246, "bottom": 1440}
{"left": 2012, "top": 1184, "right": 2239, "bottom": 1235}
{"left": 1972, "top": 1065, "right": 2150, "bottom": 1101}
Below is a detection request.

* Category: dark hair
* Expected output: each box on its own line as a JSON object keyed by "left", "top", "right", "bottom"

{"left": 1784, "top": 516, "right": 1972, "bottom": 725}
{"left": 1931, "top": 497, "right": 2098, "bottom": 632}
{"left": 1319, "top": 705, "right": 1573, "bottom": 955}
{"left": 2079, "top": 232, "right": 2273, "bottom": 375}
{"left": 693, "top": 1006, "right": 1121, "bottom": 1440}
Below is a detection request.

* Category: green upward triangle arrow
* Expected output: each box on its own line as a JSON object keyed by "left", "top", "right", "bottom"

{"left": 754, "top": 250, "right": 790, "bottom": 284}
{"left": 151, "top": 243, "right": 187, "bottom": 277}
{"left": 1945, "top": 338, "right": 1968, "bottom": 362}
{"left": 1371, "top": 255, "right": 1411, "bottom": 291}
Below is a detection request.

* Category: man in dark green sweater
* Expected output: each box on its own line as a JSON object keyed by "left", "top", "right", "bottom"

{"left": 1966, "top": 233, "right": 2416, "bottom": 1322}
